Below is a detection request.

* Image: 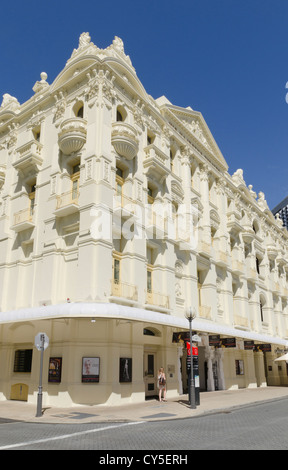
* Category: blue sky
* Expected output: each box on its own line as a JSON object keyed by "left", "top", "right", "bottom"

{"left": 1, "top": 0, "right": 288, "bottom": 210}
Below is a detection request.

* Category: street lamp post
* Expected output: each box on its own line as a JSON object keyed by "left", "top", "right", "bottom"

{"left": 34, "top": 332, "right": 49, "bottom": 418}
{"left": 36, "top": 333, "right": 45, "bottom": 417}
{"left": 185, "top": 307, "right": 196, "bottom": 409}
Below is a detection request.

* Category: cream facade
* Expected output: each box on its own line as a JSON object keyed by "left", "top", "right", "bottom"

{"left": 0, "top": 33, "right": 288, "bottom": 407}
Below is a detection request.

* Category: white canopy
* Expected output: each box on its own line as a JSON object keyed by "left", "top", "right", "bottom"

{"left": 0, "top": 302, "right": 287, "bottom": 347}
{"left": 274, "top": 352, "right": 288, "bottom": 362}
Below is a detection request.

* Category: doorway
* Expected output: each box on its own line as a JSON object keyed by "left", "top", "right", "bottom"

{"left": 143, "top": 351, "right": 157, "bottom": 398}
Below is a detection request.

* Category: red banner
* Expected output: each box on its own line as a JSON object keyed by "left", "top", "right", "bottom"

{"left": 186, "top": 342, "right": 198, "bottom": 356}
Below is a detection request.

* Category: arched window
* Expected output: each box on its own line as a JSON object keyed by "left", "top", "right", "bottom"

{"left": 143, "top": 327, "right": 161, "bottom": 337}
{"left": 260, "top": 300, "right": 264, "bottom": 322}
{"left": 117, "top": 110, "right": 123, "bottom": 121}
{"left": 76, "top": 106, "right": 83, "bottom": 118}
{"left": 116, "top": 106, "right": 127, "bottom": 122}
{"left": 73, "top": 101, "right": 84, "bottom": 118}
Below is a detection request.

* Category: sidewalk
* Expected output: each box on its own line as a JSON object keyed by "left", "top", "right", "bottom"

{"left": 1, "top": 387, "right": 288, "bottom": 424}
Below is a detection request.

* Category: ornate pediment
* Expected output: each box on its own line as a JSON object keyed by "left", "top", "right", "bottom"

{"left": 67, "top": 33, "right": 135, "bottom": 72}
{"left": 157, "top": 98, "right": 228, "bottom": 172}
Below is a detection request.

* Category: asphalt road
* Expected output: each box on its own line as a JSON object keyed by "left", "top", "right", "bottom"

{"left": 1, "top": 397, "right": 288, "bottom": 451}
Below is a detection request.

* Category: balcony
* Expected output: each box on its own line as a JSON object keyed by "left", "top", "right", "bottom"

{"left": 111, "top": 122, "right": 138, "bottom": 160}
{"left": 143, "top": 144, "right": 170, "bottom": 181}
{"left": 145, "top": 205, "right": 168, "bottom": 239}
{"left": 146, "top": 290, "right": 170, "bottom": 310}
{"left": 271, "top": 280, "right": 281, "bottom": 294}
{"left": 13, "top": 140, "right": 43, "bottom": 177}
{"left": 110, "top": 279, "right": 138, "bottom": 302}
{"left": 226, "top": 210, "right": 242, "bottom": 235}
{"left": 113, "top": 192, "right": 137, "bottom": 220}
{"left": 231, "top": 258, "right": 245, "bottom": 275}
{"left": 234, "top": 314, "right": 249, "bottom": 329}
{"left": 11, "top": 208, "right": 35, "bottom": 232}
{"left": 198, "top": 241, "right": 211, "bottom": 257}
{"left": 198, "top": 305, "right": 212, "bottom": 320}
{"left": 58, "top": 118, "right": 87, "bottom": 155}
{"left": 241, "top": 228, "right": 255, "bottom": 244}
{"left": 246, "top": 267, "right": 257, "bottom": 281}
{"left": 54, "top": 189, "right": 79, "bottom": 217}
{"left": 214, "top": 250, "right": 229, "bottom": 267}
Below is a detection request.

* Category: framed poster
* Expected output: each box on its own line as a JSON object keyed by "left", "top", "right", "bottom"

{"left": 82, "top": 357, "right": 100, "bottom": 383}
{"left": 119, "top": 358, "right": 132, "bottom": 383}
{"left": 48, "top": 357, "right": 62, "bottom": 383}
{"left": 221, "top": 337, "right": 236, "bottom": 348}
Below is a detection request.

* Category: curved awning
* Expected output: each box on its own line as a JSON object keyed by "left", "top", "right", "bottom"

{"left": 0, "top": 302, "right": 287, "bottom": 347}
{"left": 274, "top": 352, "right": 288, "bottom": 361}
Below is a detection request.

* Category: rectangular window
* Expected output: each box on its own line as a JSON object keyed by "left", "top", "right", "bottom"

{"left": 235, "top": 359, "right": 244, "bottom": 376}
{"left": 113, "top": 258, "right": 120, "bottom": 283}
{"left": 147, "top": 354, "right": 154, "bottom": 376}
{"left": 71, "top": 167, "right": 80, "bottom": 201}
{"left": 147, "top": 269, "right": 152, "bottom": 292}
{"left": 29, "top": 184, "right": 36, "bottom": 216}
{"left": 14, "top": 350, "right": 33, "bottom": 373}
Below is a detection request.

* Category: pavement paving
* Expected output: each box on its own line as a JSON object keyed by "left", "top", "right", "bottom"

{"left": 1, "top": 386, "right": 288, "bottom": 424}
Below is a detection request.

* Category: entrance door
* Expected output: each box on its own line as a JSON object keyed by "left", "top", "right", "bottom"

{"left": 144, "top": 352, "right": 157, "bottom": 397}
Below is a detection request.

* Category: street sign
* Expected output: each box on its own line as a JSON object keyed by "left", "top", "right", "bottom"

{"left": 35, "top": 332, "right": 49, "bottom": 351}
{"left": 192, "top": 334, "right": 201, "bottom": 343}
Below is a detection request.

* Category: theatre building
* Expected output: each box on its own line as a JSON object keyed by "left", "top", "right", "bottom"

{"left": 0, "top": 33, "right": 288, "bottom": 407}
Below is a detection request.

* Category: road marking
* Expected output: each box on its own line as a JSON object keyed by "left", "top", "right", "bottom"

{"left": 0, "top": 421, "right": 145, "bottom": 450}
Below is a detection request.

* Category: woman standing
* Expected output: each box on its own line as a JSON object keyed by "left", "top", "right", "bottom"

{"left": 158, "top": 367, "right": 167, "bottom": 402}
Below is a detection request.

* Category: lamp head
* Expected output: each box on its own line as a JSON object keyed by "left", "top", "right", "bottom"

{"left": 185, "top": 307, "right": 197, "bottom": 321}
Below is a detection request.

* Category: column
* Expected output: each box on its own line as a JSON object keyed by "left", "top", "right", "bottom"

{"left": 216, "top": 348, "right": 226, "bottom": 390}
{"left": 199, "top": 163, "right": 211, "bottom": 247}
{"left": 205, "top": 346, "right": 215, "bottom": 391}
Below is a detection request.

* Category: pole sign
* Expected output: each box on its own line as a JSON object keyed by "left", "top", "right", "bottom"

{"left": 186, "top": 341, "right": 200, "bottom": 406}
{"left": 186, "top": 342, "right": 198, "bottom": 356}
{"left": 35, "top": 332, "right": 49, "bottom": 351}
{"left": 35, "top": 333, "right": 49, "bottom": 417}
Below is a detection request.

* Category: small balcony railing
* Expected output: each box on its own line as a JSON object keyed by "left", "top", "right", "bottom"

{"left": 111, "top": 279, "right": 138, "bottom": 301}
{"left": 54, "top": 189, "right": 79, "bottom": 217}
{"left": 146, "top": 290, "right": 169, "bottom": 309}
{"left": 198, "top": 305, "right": 212, "bottom": 320}
{"left": 12, "top": 207, "right": 35, "bottom": 232}
{"left": 234, "top": 314, "right": 249, "bottom": 328}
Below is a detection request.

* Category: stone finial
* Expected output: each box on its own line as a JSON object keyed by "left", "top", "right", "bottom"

{"left": 33, "top": 72, "right": 49, "bottom": 94}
